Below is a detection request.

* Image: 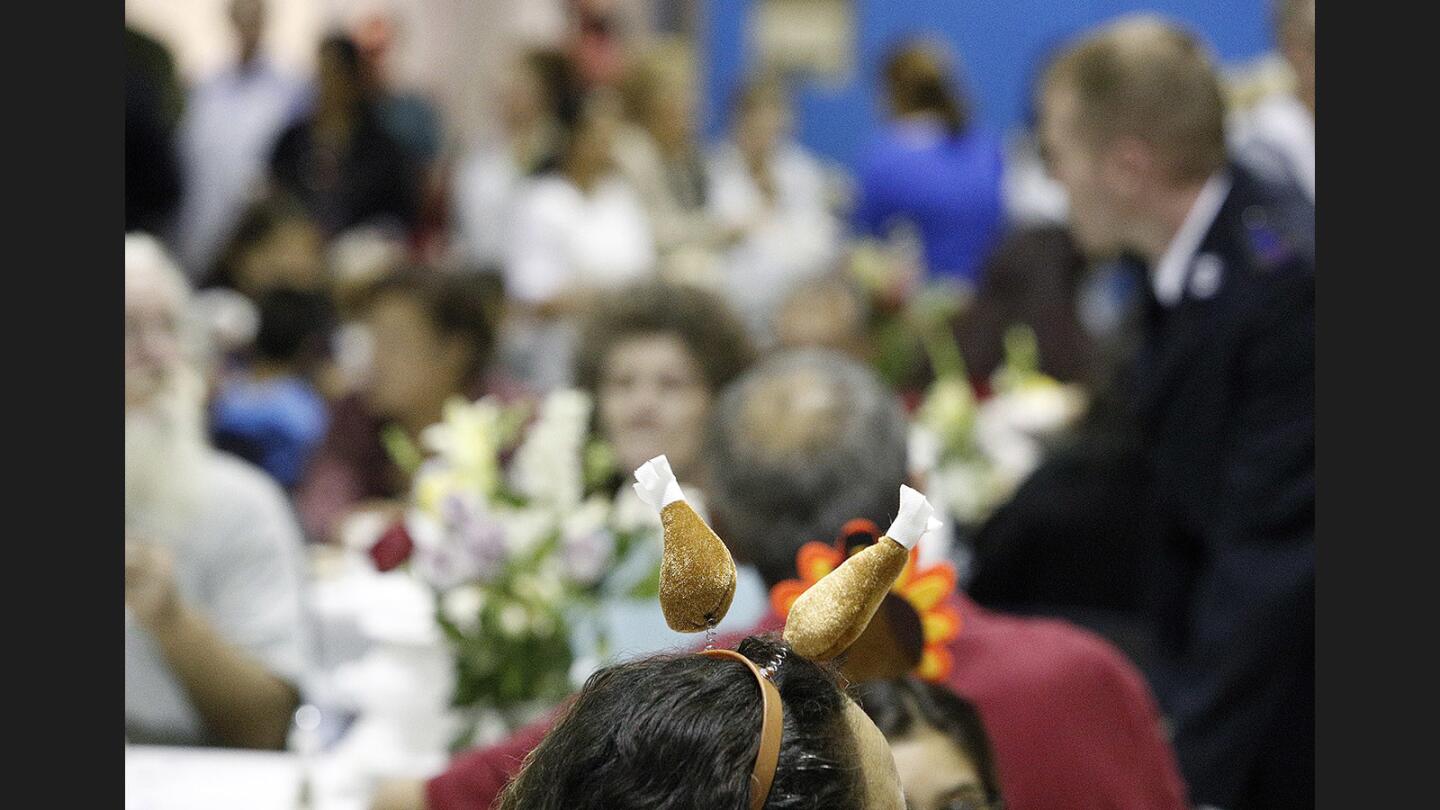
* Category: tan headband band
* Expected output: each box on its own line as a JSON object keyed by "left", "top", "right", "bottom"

{"left": 699, "top": 649, "right": 784, "bottom": 810}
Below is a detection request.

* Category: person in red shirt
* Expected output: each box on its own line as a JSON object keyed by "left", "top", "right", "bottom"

{"left": 376, "top": 350, "right": 1187, "bottom": 810}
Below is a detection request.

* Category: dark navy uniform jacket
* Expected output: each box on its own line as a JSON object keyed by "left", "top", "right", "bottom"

{"left": 1129, "top": 163, "right": 1314, "bottom": 810}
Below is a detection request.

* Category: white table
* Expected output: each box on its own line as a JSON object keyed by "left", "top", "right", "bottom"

{"left": 126, "top": 745, "right": 377, "bottom": 810}
{"left": 125, "top": 540, "right": 778, "bottom": 810}
{"left": 126, "top": 746, "right": 303, "bottom": 810}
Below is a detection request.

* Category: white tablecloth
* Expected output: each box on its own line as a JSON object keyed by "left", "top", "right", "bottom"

{"left": 126, "top": 745, "right": 378, "bottom": 810}
{"left": 126, "top": 746, "right": 304, "bottom": 810}
{"left": 126, "top": 537, "right": 778, "bottom": 810}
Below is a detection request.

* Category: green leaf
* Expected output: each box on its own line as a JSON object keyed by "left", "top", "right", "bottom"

{"left": 1003, "top": 323, "right": 1040, "bottom": 377}
{"left": 496, "top": 402, "right": 531, "bottom": 451}
{"left": 871, "top": 318, "right": 925, "bottom": 390}
{"left": 583, "top": 440, "right": 618, "bottom": 492}
{"left": 381, "top": 424, "right": 424, "bottom": 475}
{"left": 626, "top": 566, "right": 661, "bottom": 600}
{"left": 919, "top": 318, "right": 969, "bottom": 384}
{"left": 491, "top": 486, "right": 529, "bottom": 509}
{"left": 448, "top": 716, "right": 479, "bottom": 753}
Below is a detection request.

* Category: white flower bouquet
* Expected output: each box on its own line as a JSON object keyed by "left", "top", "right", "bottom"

{"left": 914, "top": 325, "right": 1087, "bottom": 525}
{"left": 375, "top": 389, "right": 657, "bottom": 747}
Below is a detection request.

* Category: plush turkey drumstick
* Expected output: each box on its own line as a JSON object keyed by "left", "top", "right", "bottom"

{"left": 783, "top": 485, "right": 942, "bottom": 660}
{"left": 634, "top": 455, "right": 737, "bottom": 633}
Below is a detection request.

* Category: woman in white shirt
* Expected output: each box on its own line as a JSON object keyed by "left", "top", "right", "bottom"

{"left": 707, "top": 76, "right": 841, "bottom": 347}
{"left": 501, "top": 89, "right": 655, "bottom": 391}
{"left": 452, "top": 49, "right": 571, "bottom": 270}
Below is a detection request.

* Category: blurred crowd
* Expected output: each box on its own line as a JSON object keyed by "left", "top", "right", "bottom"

{"left": 126, "top": 1, "right": 1315, "bottom": 809}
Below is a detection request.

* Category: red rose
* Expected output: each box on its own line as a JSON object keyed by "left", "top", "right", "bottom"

{"left": 369, "top": 521, "right": 414, "bottom": 572}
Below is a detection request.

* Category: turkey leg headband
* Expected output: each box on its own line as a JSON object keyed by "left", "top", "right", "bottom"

{"left": 632, "top": 455, "right": 942, "bottom": 810}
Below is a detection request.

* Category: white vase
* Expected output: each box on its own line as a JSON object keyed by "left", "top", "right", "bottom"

{"left": 327, "top": 573, "right": 464, "bottom": 782}
{"left": 330, "top": 637, "right": 463, "bottom": 784}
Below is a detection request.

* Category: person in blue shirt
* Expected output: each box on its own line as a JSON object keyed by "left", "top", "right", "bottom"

{"left": 211, "top": 287, "right": 333, "bottom": 490}
{"left": 852, "top": 39, "right": 1007, "bottom": 289}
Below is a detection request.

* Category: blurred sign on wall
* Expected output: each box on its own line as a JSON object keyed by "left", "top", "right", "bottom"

{"left": 750, "top": 0, "right": 853, "bottom": 82}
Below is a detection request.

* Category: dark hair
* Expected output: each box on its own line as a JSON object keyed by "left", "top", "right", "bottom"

{"left": 319, "top": 33, "right": 364, "bottom": 84}
{"left": 882, "top": 39, "right": 971, "bottom": 137}
{"left": 254, "top": 287, "right": 334, "bottom": 366}
{"left": 524, "top": 48, "right": 583, "bottom": 126}
{"left": 317, "top": 32, "right": 375, "bottom": 121}
{"left": 524, "top": 50, "right": 591, "bottom": 177}
{"left": 498, "top": 635, "right": 864, "bottom": 810}
{"left": 360, "top": 268, "right": 502, "bottom": 380}
{"left": 705, "top": 350, "right": 909, "bottom": 586}
{"left": 206, "top": 193, "right": 319, "bottom": 292}
{"left": 536, "top": 88, "right": 612, "bottom": 177}
{"left": 855, "top": 678, "right": 1003, "bottom": 806}
{"left": 574, "top": 281, "right": 755, "bottom": 397}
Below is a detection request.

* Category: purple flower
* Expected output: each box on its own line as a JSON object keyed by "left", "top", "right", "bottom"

{"left": 431, "top": 494, "right": 511, "bottom": 585}
{"left": 561, "top": 526, "right": 615, "bottom": 586}
{"left": 413, "top": 543, "right": 480, "bottom": 591}
{"left": 457, "top": 513, "right": 509, "bottom": 584}
{"left": 439, "top": 493, "right": 471, "bottom": 528}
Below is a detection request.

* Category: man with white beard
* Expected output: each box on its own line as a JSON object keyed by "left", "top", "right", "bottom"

{"left": 125, "top": 233, "right": 308, "bottom": 749}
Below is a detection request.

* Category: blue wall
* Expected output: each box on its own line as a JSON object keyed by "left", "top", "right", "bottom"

{"left": 702, "top": 1, "right": 1272, "bottom": 169}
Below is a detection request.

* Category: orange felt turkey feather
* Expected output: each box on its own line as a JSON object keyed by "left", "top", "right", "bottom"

{"left": 770, "top": 525, "right": 963, "bottom": 682}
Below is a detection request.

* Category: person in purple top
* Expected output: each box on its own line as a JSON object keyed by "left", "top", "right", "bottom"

{"left": 852, "top": 38, "right": 1007, "bottom": 289}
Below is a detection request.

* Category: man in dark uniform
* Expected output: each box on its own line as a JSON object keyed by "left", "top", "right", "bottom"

{"left": 1035, "top": 16, "right": 1313, "bottom": 810}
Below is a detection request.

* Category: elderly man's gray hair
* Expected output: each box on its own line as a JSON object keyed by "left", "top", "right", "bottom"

{"left": 704, "top": 349, "right": 909, "bottom": 586}
{"left": 126, "top": 232, "right": 190, "bottom": 304}
{"left": 125, "top": 231, "right": 212, "bottom": 370}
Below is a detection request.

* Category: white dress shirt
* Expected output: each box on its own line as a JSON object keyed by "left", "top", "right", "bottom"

{"left": 1152, "top": 173, "right": 1233, "bottom": 307}
{"left": 496, "top": 173, "right": 655, "bottom": 392}
{"left": 453, "top": 141, "right": 525, "bottom": 270}
{"left": 1002, "top": 130, "right": 1071, "bottom": 227}
{"left": 505, "top": 173, "right": 656, "bottom": 305}
{"left": 707, "top": 141, "right": 840, "bottom": 344}
{"left": 1230, "top": 91, "right": 1315, "bottom": 201}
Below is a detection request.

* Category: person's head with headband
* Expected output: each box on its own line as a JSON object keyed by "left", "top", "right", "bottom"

{"left": 497, "top": 453, "right": 943, "bottom": 810}
{"left": 497, "top": 633, "right": 900, "bottom": 810}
